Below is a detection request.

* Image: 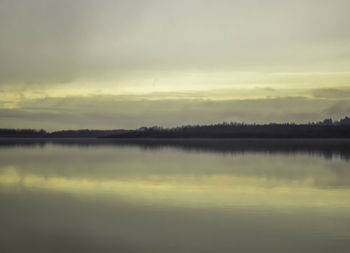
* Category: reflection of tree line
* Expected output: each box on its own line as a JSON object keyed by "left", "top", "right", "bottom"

{"left": 0, "top": 139, "right": 349, "bottom": 161}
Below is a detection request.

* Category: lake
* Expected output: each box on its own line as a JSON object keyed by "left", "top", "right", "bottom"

{"left": 1, "top": 139, "right": 350, "bottom": 253}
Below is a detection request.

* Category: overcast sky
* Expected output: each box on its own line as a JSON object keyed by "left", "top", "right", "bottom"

{"left": 1, "top": 0, "right": 350, "bottom": 129}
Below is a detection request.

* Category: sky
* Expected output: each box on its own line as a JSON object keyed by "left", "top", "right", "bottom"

{"left": 1, "top": 0, "right": 350, "bottom": 130}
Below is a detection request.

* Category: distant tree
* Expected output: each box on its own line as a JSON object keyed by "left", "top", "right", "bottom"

{"left": 340, "top": 117, "right": 350, "bottom": 125}
{"left": 321, "top": 118, "right": 333, "bottom": 125}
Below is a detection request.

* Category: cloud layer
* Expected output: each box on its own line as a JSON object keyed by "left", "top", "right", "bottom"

{"left": 1, "top": 0, "right": 350, "bottom": 84}
{"left": 0, "top": 94, "right": 349, "bottom": 130}
{"left": 1, "top": 0, "right": 350, "bottom": 128}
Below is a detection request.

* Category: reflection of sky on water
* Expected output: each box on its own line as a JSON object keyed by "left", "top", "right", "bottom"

{"left": 1, "top": 166, "right": 350, "bottom": 212}
{"left": 1, "top": 140, "right": 350, "bottom": 210}
{"left": 1, "top": 140, "right": 350, "bottom": 253}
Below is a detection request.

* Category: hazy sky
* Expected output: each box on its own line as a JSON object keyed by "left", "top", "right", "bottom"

{"left": 1, "top": 0, "right": 350, "bottom": 129}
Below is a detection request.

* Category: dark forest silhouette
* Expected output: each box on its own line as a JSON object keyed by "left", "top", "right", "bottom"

{"left": 0, "top": 129, "right": 127, "bottom": 138}
{"left": 106, "top": 117, "right": 350, "bottom": 139}
{"left": 1, "top": 117, "right": 350, "bottom": 138}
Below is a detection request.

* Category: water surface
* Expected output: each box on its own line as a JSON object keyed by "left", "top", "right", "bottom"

{"left": 1, "top": 139, "right": 350, "bottom": 253}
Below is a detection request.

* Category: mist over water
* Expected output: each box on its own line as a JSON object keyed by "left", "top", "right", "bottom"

{"left": 1, "top": 139, "right": 350, "bottom": 253}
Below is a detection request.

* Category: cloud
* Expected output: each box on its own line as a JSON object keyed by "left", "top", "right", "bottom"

{"left": 312, "top": 88, "right": 350, "bottom": 99}
{"left": 1, "top": 0, "right": 350, "bottom": 84}
{"left": 1, "top": 1, "right": 350, "bottom": 128}
{"left": 0, "top": 95, "right": 347, "bottom": 130}
{"left": 323, "top": 101, "right": 350, "bottom": 118}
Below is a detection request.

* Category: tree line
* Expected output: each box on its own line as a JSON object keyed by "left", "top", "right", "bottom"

{"left": 1, "top": 117, "right": 350, "bottom": 138}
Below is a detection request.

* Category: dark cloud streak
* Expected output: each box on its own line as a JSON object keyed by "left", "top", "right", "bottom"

{"left": 1, "top": 96, "right": 348, "bottom": 130}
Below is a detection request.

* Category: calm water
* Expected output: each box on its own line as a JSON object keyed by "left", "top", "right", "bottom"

{"left": 1, "top": 139, "right": 350, "bottom": 253}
